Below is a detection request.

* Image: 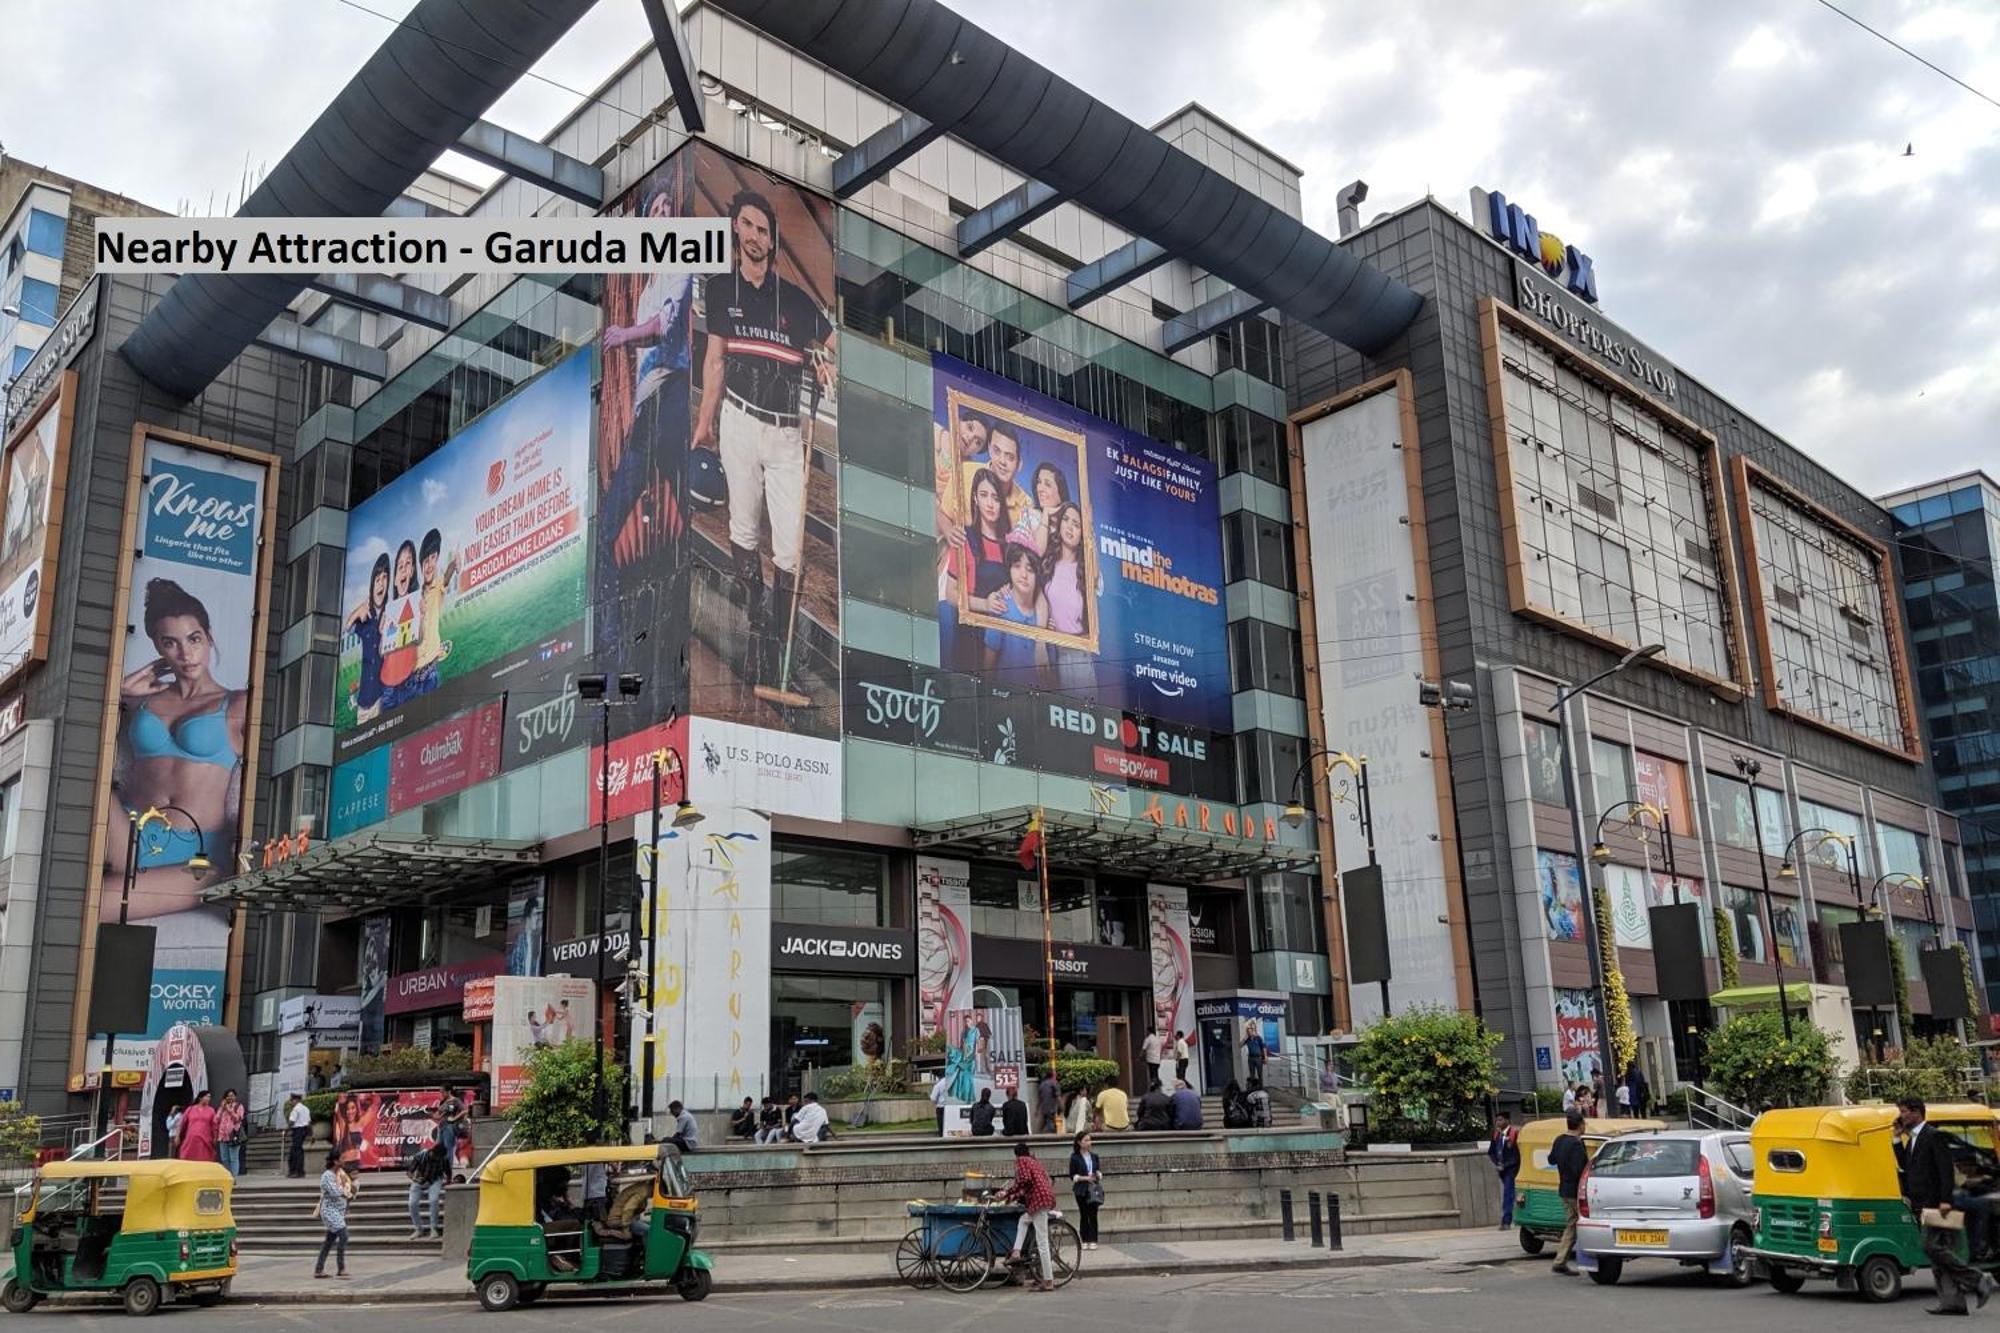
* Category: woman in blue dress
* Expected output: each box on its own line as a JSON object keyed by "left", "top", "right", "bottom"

{"left": 345, "top": 552, "right": 392, "bottom": 722}
{"left": 982, "top": 541, "right": 1048, "bottom": 683}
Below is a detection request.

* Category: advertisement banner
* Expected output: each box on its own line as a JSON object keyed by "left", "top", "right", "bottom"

{"left": 1603, "top": 864, "right": 1653, "bottom": 952}
{"left": 1146, "top": 884, "right": 1195, "bottom": 1070}
{"left": 841, "top": 647, "right": 1233, "bottom": 800}
{"left": 638, "top": 800, "right": 772, "bottom": 1111}
{"left": 506, "top": 879, "right": 545, "bottom": 977}
{"left": 359, "top": 917, "right": 390, "bottom": 1052}
{"left": 1298, "top": 385, "right": 1454, "bottom": 1020}
{"left": 916, "top": 856, "right": 973, "bottom": 1039}
{"left": 277, "top": 1031, "right": 310, "bottom": 1101}
{"left": 329, "top": 1088, "right": 474, "bottom": 1171}
{"left": 685, "top": 143, "right": 843, "bottom": 752}
{"left": 277, "top": 994, "right": 362, "bottom": 1044}
{"left": 938, "top": 1006, "right": 1027, "bottom": 1105}
{"left": 1537, "top": 849, "right": 1585, "bottom": 943}
{"left": 586, "top": 715, "right": 688, "bottom": 825}
{"left": 686, "top": 716, "right": 840, "bottom": 821}
{"left": 489, "top": 975, "right": 595, "bottom": 1107}
{"left": 331, "top": 346, "right": 590, "bottom": 783}
{"left": 1554, "top": 988, "right": 1603, "bottom": 1087}
{"left": 931, "top": 354, "right": 1229, "bottom": 732}
{"left": 88, "top": 433, "right": 274, "bottom": 1072}
{"left": 0, "top": 370, "right": 72, "bottom": 688}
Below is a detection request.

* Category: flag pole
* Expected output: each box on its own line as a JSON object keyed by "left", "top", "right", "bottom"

{"left": 1038, "top": 807, "right": 1058, "bottom": 1090}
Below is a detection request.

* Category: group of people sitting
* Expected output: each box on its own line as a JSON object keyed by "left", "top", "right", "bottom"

{"left": 729, "top": 1092, "right": 832, "bottom": 1144}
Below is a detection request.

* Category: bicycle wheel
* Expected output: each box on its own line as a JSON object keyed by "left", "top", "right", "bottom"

{"left": 895, "top": 1228, "right": 937, "bottom": 1289}
{"left": 934, "top": 1222, "right": 995, "bottom": 1293}
{"left": 1045, "top": 1218, "right": 1083, "bottom": 1287}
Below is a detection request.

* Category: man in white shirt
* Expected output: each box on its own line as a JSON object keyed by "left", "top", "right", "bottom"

{"left": 789, "top": 1092, "right": 830, "bottom": 1144}
{"left": 286, "top": 1093, "right": 312, "bottom": 1178}
{"left": 1142, "top": 1028, "right": 1164, "bottom": 1075}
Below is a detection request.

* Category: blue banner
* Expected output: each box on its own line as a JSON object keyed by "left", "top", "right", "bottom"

{"left": 930, "top": 355, "right": 1229, "bottom": 731}
{"left": 140, "top": 457, "right": 262, "bottom": 573}
{"left": 146, "top": 968, "right": 226, "bottom": 1037}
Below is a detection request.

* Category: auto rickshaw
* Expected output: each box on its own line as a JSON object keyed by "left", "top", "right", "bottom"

{"left": 468, "top": 1144, "right": 713, "bottom": 1311}
{"left": 1, "top": 1159, "right": 236, "bottom": 1316}
{"left": 1514, "top": 1115, "right": 1667, "bottom": 1254}
{"left": 1745, "top": 1102, "right": 2000, "bottom": 1302}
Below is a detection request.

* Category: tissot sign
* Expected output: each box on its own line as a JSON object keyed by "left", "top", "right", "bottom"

{"left": 770, "top": 922, "right": 916, "bottom": 976}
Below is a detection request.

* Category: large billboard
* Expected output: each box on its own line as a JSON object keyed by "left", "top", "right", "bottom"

{"left": 79, "top": 430, "right": 277, "bottom": 1073}
{"left": 329, "top": 345, "right": 591, "bottom": 823}
{"left": 932, "top": 355, "right": 1229, "bottom": 732}
{"left": 0, "top": 370, "right": 74, "bottom": 688}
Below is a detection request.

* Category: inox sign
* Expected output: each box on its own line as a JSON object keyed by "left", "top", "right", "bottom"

{"left": 1473, "top": 187, "right": 1598, "bottom": 304}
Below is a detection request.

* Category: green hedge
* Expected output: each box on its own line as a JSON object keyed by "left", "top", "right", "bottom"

{"left": 1035, "top": 1056, "right": 1120, "bottom": 1090}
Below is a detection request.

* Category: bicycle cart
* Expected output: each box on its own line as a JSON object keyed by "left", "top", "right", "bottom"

{"left": 896, "top": 1199, "right": 1081, "bottom": 1292}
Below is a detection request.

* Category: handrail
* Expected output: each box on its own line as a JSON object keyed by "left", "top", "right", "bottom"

{"left": 1685, "top": 1083, "right": 1754, "bottom": 1131}
{"left": 468, "top": 1123, "right": 516, "bottom": 1181}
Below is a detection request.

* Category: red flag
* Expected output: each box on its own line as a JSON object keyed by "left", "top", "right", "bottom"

{"left": 1016, "top": 811, "right": 1043, "bottom": 871}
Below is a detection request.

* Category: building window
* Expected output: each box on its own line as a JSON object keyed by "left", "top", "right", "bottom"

{"left": 1798, "top": 799, "right": 1870, "bottom": 879}
{"left": 16, "top": 277, "right": 58, "bottom": 327}
{"left": 771, "top": 975, "right": 892, "bottom": 1095}
{"left": 1222, "top": 512, "right": 1294, "bottom": 589}
{"left": 1235, "top": 730, "right": 1304, "bottom": 806}
{"left": 1876, "top": 822, "right": 1931, "bottom": 883}
{"left": 1632, "top": 751, "right": 1692, "bottom": 830}
{"left": 772, "top": 843, "right": 886, "bottom": 927}
{"left": 9, "top": 346, "right": 31, "bottom": 378}
{"left": 1707, "top": 771, "right": 1790, "bottom": 856}
{"left": 1229, "top": 619, "right": 1302, "bottom": 697}
{"left": 1251, "top": 873, "right": 1321, "bottom": 953}
{"left": 0, "top": 777, "right": 17, "bottom": 861}
{"left": 24, "top": 210, "right": 66, "bottom": 259}
{"left": 1727, "top": 887, "right": 1768, "bottom": 962}
{"left": 1490, "top": 316, "right": 1737, "bottom": 682}
{"left": 1590, "top": 737, "right": 1632, "bottom": 815}
{"left": 968, "top": 862, "right": 1094, "bottom": 943}
{"left": 1213, "top": 407, "right": 1285, "bottom": 485}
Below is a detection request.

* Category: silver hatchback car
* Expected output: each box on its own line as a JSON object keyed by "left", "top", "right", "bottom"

{"left": 1575, "top": 1129, "right": 1757, "bottom": 1286}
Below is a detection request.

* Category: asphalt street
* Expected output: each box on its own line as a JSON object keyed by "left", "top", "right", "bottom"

{"left": 16, "top": 1259, "right": 1998, "bottom": 1330}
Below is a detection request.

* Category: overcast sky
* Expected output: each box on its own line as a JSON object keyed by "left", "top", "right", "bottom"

{"left": 4, "top": 0, "right": 1994, "bottom": 496}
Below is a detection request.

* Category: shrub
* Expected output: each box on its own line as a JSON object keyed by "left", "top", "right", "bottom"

{"left": 1705, "top": 1011, "right": 1838, "bottom": 1110}
{"left": 504, "top": 1039, "right": 627, "bottom": 1149}
{"left": 0, "top": 1102, "right": 42, "bottom": 1165}
{"left": 1848, "top": 1035, "right": 1975, "bottom": 1104}
{"left": 1715, "top": 913, "right": 1740, "bottom": 990}
{"left": 1351, "top": 1005, "right": 1501, "bottom": 1142}
{"left": 1891, "top": 936, "right": 1911, "bottom": 1021}
{"left": 819, "top": 1059, "right": 913, "bottom": 1102}
{"left": 350, "top": 1044, "right": 473, "bottom": 1077}
{"left": 303, "top": 1092, "right": 337, "bottom": 1123}
{"left": 1520, "top": 1087, "right": 1568, "bottom": 1114}
{"left": 1035, "top": 1057, "right": 1120, "bottom": 1090}
{"left": 1592, "top": 882, "right": 1637, "bottom": 1076}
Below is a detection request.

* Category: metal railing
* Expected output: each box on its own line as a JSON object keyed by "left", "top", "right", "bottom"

{"left": 1685, "top": 1084, "right": 1755, "bottom": 1131}
{"left": 1845, "top": 1064, "right": 1988, "bottom": 1104}
{"left": 467, "top": 1123, "right": 516, "bottom": 1181}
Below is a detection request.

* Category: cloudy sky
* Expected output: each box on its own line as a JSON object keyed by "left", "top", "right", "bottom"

{"left": 5, "top": 0, "right": 1994, "bottom": 495}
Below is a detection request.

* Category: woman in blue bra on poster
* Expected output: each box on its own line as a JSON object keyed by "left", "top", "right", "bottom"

{"left": 111, "top": 579, "right": 247, "bottom": 916}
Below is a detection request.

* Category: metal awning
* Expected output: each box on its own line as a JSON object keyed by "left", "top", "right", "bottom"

{"left": 912, "top": 806, "right": 1315, "bottom": 883}
{"left": 201, "top": 832, "right": 541, "bottom": 911}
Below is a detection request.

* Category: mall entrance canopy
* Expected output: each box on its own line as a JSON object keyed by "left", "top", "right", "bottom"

{"left": 201, "top": 831, "right": 541, "bottom": 914}
{"left": 913, "top": 806, "right": 1316, "bottom": 883}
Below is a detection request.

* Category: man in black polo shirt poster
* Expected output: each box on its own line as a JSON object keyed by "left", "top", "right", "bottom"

{"left": 692, "top": 180, "right": 837, "bottom": 706}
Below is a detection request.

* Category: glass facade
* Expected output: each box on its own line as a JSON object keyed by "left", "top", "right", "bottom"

{"left": 1889, "top": 478, "right": 2000, "bottom": 1006}
{"left": 772, "top": 843, "right": 888, "bottom": 927}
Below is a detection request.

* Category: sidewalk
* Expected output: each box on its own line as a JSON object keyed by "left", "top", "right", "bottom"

{"left": 33, "top": 1227, "right": 1532, "bottom": 1307}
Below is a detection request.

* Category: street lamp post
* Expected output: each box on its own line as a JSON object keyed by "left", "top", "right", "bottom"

{"left": 578, "top": 672, "right": 643, "bottom": 1144}
{"left": 1419, "top": 678, "right": 1482, "bottom": 1020}
{"left": 1553, "top": 643, "right": 1665, "bottom": 1116}
{"left": 1732, "top": 756, "right": 1793, "bottom": 1040}
{"left": 97, "top": 805, "right": 211, "bottom": 1140}
{"left": 1778, "top": 829, "right": 1867, "bottom": 1050}
{"left": 1282, "top": 749, "right": 1379, "bottom": 1015}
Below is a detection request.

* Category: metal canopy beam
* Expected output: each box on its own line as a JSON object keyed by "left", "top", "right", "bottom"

{"left": 455, "top": 118, "right": 605, "bottom": 207}
{"left": 203, "top": 832, "right": 541, "bottom": 911}
{"left": 912, "top": 805, "right": 1315, "bottom": 883}
{"left": 253, "top": 318, "right": 390, "bottom": 380}
{"left": 957, "top": 178, "right": 1063, "bottom": 257}
{"left": 304, "top": 272, "right": 454, "bottom": 331}
{"left": 1162, "top": 287, "right": 1268, "bottom": 355}
{"left": 833, "top": 112, "right": 941, "bottom": 197}
{"left": 1065, "top": 237, "right": 1168, "bottom": 309}
{"left": 639, "top": 0, "right": 706, "bottom": 134}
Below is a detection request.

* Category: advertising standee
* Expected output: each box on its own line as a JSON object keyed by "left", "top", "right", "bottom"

{"left": 916, "top": 856, "right": 973, "bottom": 1040}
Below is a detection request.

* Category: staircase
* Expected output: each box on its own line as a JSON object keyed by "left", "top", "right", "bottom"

{"left": 1685, "top": 1084, "right": 1755, "bottom": 1131}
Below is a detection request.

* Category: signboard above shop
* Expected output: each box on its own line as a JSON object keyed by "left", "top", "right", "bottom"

{"left": 1471, "top": 187, "right": 1598, "bottom": 304}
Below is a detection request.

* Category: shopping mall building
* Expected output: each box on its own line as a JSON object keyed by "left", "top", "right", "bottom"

{"left": 0, "top": 0, "right": 1977, "bottom": 1115}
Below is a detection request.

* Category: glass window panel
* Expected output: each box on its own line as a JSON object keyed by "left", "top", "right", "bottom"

{"left": 1590, "top": 738, "right": 1631, "bottom": 815}
{"left": 772, "top": 843, "right": 887, "bottom": 927}
{"left": 25, "top": 210, "right": 66, "bottom": 258}
{"left": 1524, "top": 720, "right": 1565, "bottom": 804}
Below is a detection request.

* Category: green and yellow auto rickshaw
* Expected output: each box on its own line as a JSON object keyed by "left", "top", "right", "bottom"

{"left": 467, "top": 1144, "right": 713, "bottom": 1311}
{"left": 2, "top": 1159, "right": 236, "bottom": 1315}
{"left": 1746, "top": 1102, "right": 2000, "bottom": 1302}
{"left": 1514, "top": 1116, "right": 1666, "bottom": 1254}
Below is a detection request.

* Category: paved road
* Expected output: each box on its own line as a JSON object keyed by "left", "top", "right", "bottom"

{"left": 20, "top": 1259, "right": 1988, "bottom": 1328}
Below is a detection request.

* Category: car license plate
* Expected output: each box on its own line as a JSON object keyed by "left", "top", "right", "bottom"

{"left": 1615, "top": 1230, "right": 1668, "bottom": 1247}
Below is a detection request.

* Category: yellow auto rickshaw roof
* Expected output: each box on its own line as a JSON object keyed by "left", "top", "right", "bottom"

{"left": 1516, "top": 1116, "right": 1665, "bottom": 1148}
{"left": 33, "top": 1160, "right": 233, "bottom": 1186}
{"left": 1754, "top": 1103, "right": 1998, "bottom": 1144}
{"left": 481, "top": 1145, "right": 667, "bottom": 1176}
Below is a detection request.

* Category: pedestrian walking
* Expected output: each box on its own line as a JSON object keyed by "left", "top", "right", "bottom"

{"left": 1001, "top": 1085, "right": 1030, "bottom": 1137}
{"left": 1561, "top": 1083, "right": 1578, "bottom": 1114}
{"left": 285, "top": 1093, "right": 311, "bottom": 1177}
{"left": 178, "top": 1090, "right": 219, "bottom": 1163}
{"left": 163, "top": 1105, "right": 184, "bottom": 1159}
{"left": 314, "top": 1150, "right": 355, "bottom": 1279}
{"left": 1068, "top": 1130, "right": 1104, "bottom": 1251}
{"left": 1141, "top": 1028, "right": 1164, "bottom": 1081}
{"left": 970, "top": 1087, "right": 998, "bottom": 1136}
{"left": 215, "top": 1090, "right": 246, "bottom": 1178}
{"left": 1614, "top": 1076, "right": 1631, "bottom": 1114}
{"left": 1241, "top": 1022, "right": 1267, "bottom": 1085}
{"left": 435, "top": 1085, "right": 468, "bottom": 1171}
{"left": 407, "top": 1141, "right": 448, "bottom": 1239}
{"left": 1489, "top": 1111, "right": 1521, "bottom": 1230}
{"left": 1067, "top": 1083, "right": 1095, "bottom": 1136}
{"left": 1003, "top": 1141, "right": 1057, "bottom": 1291}
{"left": 1037, "top": 1067, "right": 1061, "bottom": 1135}
{"left": 1899, "top": 1096, "right": 1996, "bottom": 1315}
{"left": 1549, "top": 1110, "right": 1588, "bottom": 1276}
{"left": 1625, "top": 1064, "right": 1651, "bottom": 1118}
{"left": 1174, "top": 1031, "right": 1190, "bottom": 1085}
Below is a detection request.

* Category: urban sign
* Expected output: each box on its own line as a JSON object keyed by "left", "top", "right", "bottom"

{"left": 384, "top": 956, "right": 504, "bottom": 1016}
{"left": 1471, "top": 187, "right": 1598, "bottom": 304}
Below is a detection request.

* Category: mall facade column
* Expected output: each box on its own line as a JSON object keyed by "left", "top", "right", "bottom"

{"left": 1285, "top": 197, "right": 1966, "bottom": 1092}
{"left": 0, "top": 274, "right": 304, "bottom": 1112}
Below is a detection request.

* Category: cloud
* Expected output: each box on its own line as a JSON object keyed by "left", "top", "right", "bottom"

{"left": 422, "top": 478, "right": 448, "bottom": 510}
